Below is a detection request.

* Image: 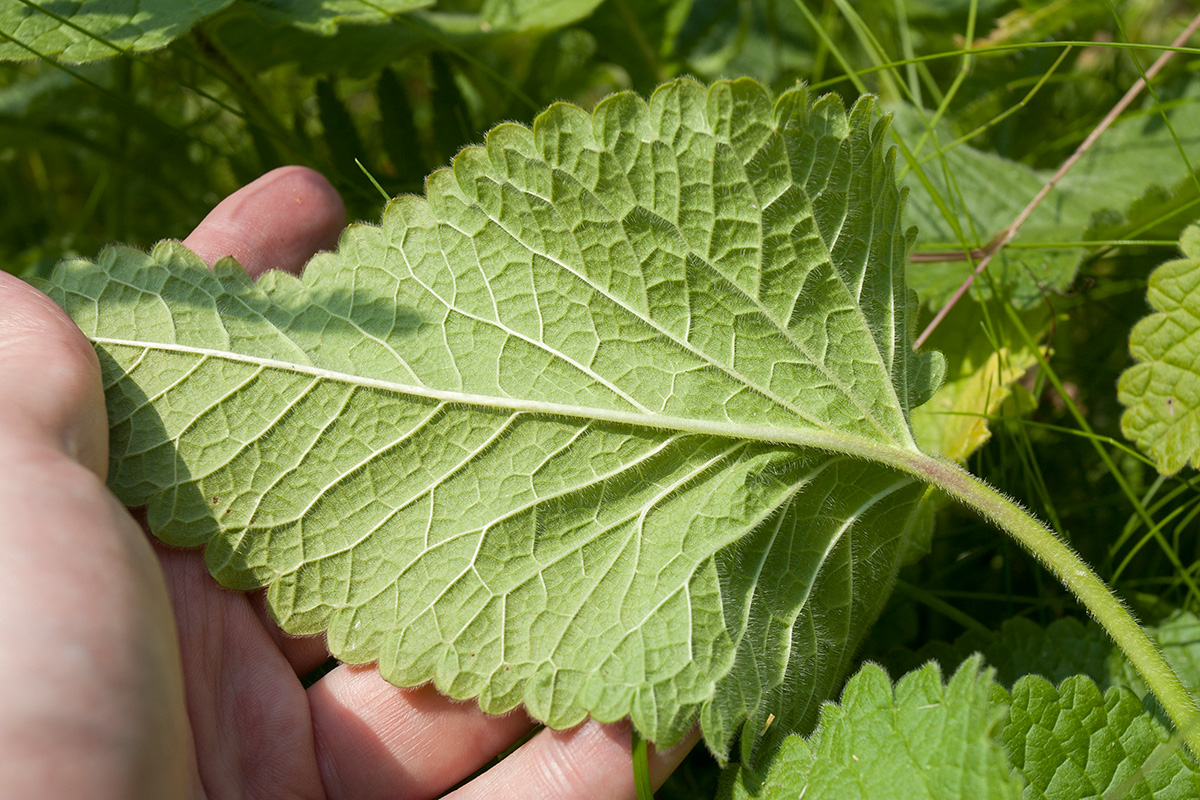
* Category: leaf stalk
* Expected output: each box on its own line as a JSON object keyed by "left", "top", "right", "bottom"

{"left": 906, "top": 452, "right": 1200, "bottom": 759}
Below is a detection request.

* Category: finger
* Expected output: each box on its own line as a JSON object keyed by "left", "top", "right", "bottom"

{"left": 308, "top": 666, "right": 535, "bottom": 800}
{"left": 182, "top": 165, "right": 346, "bottom": 278}
{"left": 450, "top": 719, "right": 700, "bottom": 800}
{"left": 153, "top": 544, "right": 326, "bottom": 799}
{"left": 132, "top": 502, "right": 331, "bottom": 679}
{"left": 0, "top": 273, "right": 107, "bottom": 477}
{"left": 247, "top": 589, "right": 333, "bottom": 678}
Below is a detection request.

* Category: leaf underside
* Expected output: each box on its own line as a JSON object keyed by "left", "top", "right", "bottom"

{"left": 1119, "top": 223, "right": 1200, "bottom": 475}
{"left": 45, "top": 78, "right": 943, "bottom": 763}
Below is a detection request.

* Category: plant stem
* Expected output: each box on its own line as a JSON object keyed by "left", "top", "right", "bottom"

{"left": 906, "top": 452, "right": 1200, "bottom": 757}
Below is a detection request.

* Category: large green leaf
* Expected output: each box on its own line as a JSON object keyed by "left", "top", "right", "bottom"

{"left": 44, "top": 78, "right": 943, "bottom": 762}
{"left": 1119, "top": 223, "right": 1200, "bottom": 475}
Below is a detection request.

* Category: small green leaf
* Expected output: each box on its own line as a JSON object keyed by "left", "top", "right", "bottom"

{"left": 720, "top": 659, "right": 1024, "bottom": 800}
{"left": 480, "top": 0, "right": 606, "bottom": 30}
{"left": 912, "top": 344, "right": 1039, "bottom": 461}
{"left": 1119, "top": 224, "right": 1200, "bottom": 475}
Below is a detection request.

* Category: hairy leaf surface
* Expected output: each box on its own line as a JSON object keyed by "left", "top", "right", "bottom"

{"left": 1119, "top": 224, "right": 1200, "bottom": 475}
{"left": 45, "top": 78, "right": 943, "bottom": 762}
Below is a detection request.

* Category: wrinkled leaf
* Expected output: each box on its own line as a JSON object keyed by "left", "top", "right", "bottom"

{"left": 882, "top": 611, "right": 1200, "bottom": 711}
{"left": 1107, "top": 610, "right": 1200, "bottom": 706}
{"left": 1002, "top": 675, "right": 1200, "bottom": 800}
{"left": 721, "top": 660, "right": 1200, "bottom": 800}
{"left": 881, "top": 616, "right": 1117, "bottom": 692}
{"left": 45, "top": 78, "right": 944, "bottom": 763}
{"left": 1119, "top": 224, "right": 1200, "bottom": 475}
{"left": 720, "top": 659, "right": 1024, "bottom": 800}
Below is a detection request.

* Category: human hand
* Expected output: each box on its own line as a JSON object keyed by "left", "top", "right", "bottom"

{"left": 0, "top": 167, "right": 697, "bottom": 799}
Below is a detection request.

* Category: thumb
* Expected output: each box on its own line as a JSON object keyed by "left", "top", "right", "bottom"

{"left": 0, "top": 271, "right": 108, "bottom": 478}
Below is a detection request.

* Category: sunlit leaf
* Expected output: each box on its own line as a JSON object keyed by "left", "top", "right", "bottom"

{"left": 720, "top": 659, "right": 1023, "bottom": 800}
{"left": 45, "top": 78, "right": 944, "bottom": 763}
{"left": 1119, "top": 223, "right": 1200, "bottom": 475}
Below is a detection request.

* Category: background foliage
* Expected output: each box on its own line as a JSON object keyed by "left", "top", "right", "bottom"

{"left": 5, "top": 0, "right": 1200, "bottom": 796}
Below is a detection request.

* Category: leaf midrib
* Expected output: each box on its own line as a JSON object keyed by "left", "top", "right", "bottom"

{"left": 95, "top": 335, "right": 924, "bottom": 462}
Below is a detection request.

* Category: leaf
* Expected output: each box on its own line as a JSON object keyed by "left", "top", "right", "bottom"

{"left": 1001, "top": 675, "right": 1200, "bottom": 800}
{"left": 44, "top": 78, "right": 944, "bottom": 763}
{"left": 0, "top": 0, "right": 235, "bottom": 62}
{"left": 895, "top": 104, "right": 1094, "bottom": 308}
{"left": 973, "top": 0, "right": 1109, "bottom": 48}
{"left": 209, "top": 0, "right": 602, "bottom": 77}
{"left": 0, "top": 0, "right": 432, "bottom": 62}
{"left": 911, "top": 302, "right": 1044, "bottom": 461}
{"left": 1119, "top": 223, "right": 1200, "bottom": 475}
{"left": 881, "top": 611, "right": 1200, "bottom": 712}
{"left": 898, "top": 82, "right": 1200, "bottom": 309}
{"left": 881, "top": 616, "right": 1116, "bottom": 692}
{"left": 719, "top": 659, "right": 1024, "bottom": 800}
{"left": 720, "top": 660, "right": 1200, "bottom": 800}
{"left": 478, "top": 0, "right": 606, "bottom": 30}
{"left": 246, "top": 0, "right": 432, "bottom": 34}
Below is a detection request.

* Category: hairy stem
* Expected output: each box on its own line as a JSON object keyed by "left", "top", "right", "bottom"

{"left": 903, "top": 451, "right": 1200, "bottom": 758}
